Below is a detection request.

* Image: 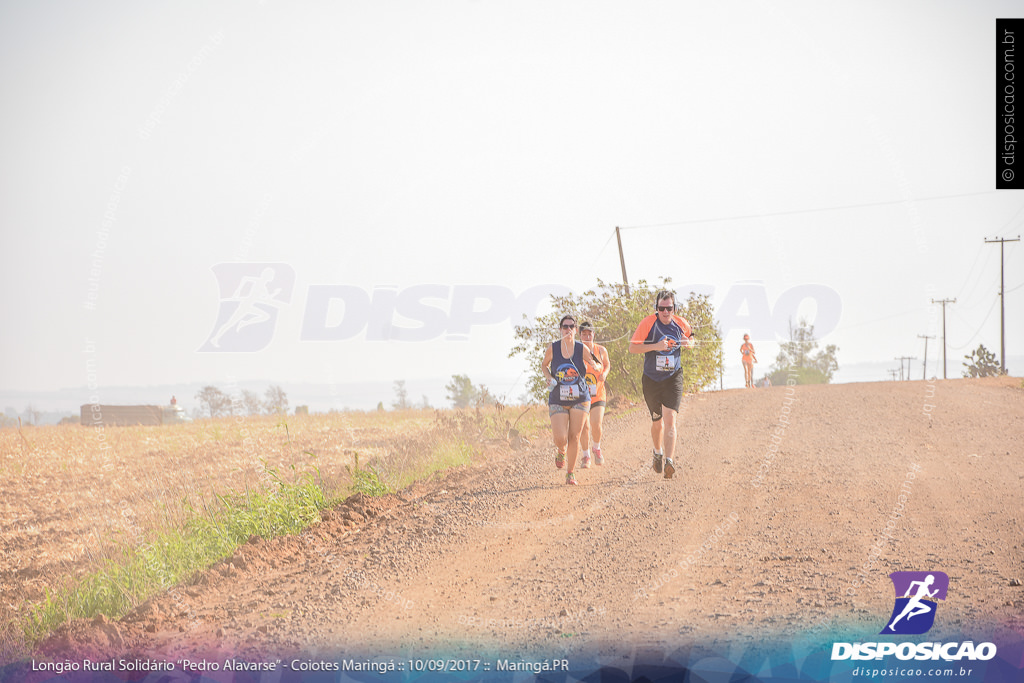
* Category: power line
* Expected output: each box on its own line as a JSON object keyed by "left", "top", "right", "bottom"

{"left": 952, "top": 243, "right": 992, "bottom": 304}
{"left": 948, "top": 296, "right": 999, "bottom": 352}
{"left": 995, "top": 199, "right": 1024, "bottom": 234}
{"left": 618, "top": 190, "right": 997, "bottom": 230}
{"left": 837, "top": 308, "right": 925, "bottom": 331}
{"left": 586, "top": 230, "right": 617, "bottom": 274}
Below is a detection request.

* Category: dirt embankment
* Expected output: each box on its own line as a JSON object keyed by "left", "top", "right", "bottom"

{"left": 19, "top": 377, "right": 1024, "bottom": 668}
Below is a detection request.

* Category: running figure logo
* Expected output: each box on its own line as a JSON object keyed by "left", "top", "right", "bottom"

{"left": 882, "top": 571, "right": 949, "bottom": 635}
{"left": 199, "top": 263, "right": 295, "bottom": 352}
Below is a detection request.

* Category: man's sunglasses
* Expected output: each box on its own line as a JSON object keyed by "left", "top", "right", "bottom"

{"left": 561, "top": 323, "right": 576, "bottom": 329}
{"left": 657, "top": 306, "right": 674, "bottom": 312}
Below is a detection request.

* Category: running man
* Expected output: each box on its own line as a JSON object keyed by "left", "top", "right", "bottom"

{"left": 741, "top": 334, "right": 757, "bottom": 388}
{"left": 578, "top": 321, "right": 610, "bottom": 467}
{"left": 629, "top": 290, "right": 694, "bottom": 479}
{"left": 887, "top": 574, "right": 939, "bottom": 632}
{"left": 542, "top": 315, "right": 603, "bottom": 485}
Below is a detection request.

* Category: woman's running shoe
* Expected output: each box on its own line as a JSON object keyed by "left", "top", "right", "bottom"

{"left": 580, "top": 453, "right": 592, "bottom": 469}
{"left": 593, "top": 448, "right": 604, "bottom": 465}
{"left": 555, "top": 450, "right": 566, "bottom": 469}
{"left": 565, "top": 471, "right": 578, "bottom": 485}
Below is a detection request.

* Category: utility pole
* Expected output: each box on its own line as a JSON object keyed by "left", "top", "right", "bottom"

{"left": 932, "top": 298, "right": 956, "bottom": 379}
{"left": 984, "top": 236, "right": 1020, "bottom": 373}
{"left": 895, "top": 356, "right": 916, "bottom": 381}
{"left": 917, "top": 334, "right": 935, "bottom": 380}
{"left": 615, "top": 226, "right": 630, "bottom": 296}
{"left": 888, "top": 369, "right": 900, "bottom": 381}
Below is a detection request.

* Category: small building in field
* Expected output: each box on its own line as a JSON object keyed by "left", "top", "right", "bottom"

{"left": 80, "top": 404, "right": 191, "bottom": 426}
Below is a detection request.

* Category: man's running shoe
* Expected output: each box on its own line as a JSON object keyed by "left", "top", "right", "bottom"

{"left": 593, "top": 448, "right": 604, "bottom": 466}
{"left": 663, "top": 458, "right": 675, "bottom": 479}
{"left": 652, "top": 451, "right": 663, "bottom": 474}
{"left": 555, "top": 450, "right": 566, "bottom": 469}
{"left": 580, "top": 453, "right": 592, "bottom": 469}
{"left": 566, "top": 472, "right": 578, "bottom": 485}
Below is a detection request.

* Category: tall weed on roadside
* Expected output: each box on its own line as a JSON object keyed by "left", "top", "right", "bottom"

{"left": 12, "top": 405, "right": 548, "bottom": 653}
{"left": 21, "top": 465, "right": 327, "bottom": 648}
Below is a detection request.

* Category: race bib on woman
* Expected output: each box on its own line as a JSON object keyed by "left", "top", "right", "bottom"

{"left": 560, "top": 384, "right": 582, "bottom": 401}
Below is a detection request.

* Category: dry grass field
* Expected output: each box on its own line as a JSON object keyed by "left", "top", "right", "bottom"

{"left": 0, "top": 405, "right": 538, "bottom": 658}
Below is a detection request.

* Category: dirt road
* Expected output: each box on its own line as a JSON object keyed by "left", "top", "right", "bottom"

{"left": 29, "top": 377, "right": 1024, "bottom": 673}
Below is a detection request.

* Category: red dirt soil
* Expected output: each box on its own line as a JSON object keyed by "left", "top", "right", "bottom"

{"left": 14, "top": 377, "right": 1024, "bottom": 671}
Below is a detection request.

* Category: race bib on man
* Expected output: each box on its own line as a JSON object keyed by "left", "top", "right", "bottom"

{"left": 656, "top": 355, "right": 676, "bottom": 372}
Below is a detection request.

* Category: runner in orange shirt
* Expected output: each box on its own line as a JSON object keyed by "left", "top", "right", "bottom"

{"left": 578, "top": 321, "right": 610, "bottom": 467}
{"left": 629, "top": 290, "right": 694, "bottom": 479}
{"left": 741, "top": 334, "right": 757, "bottom": 388}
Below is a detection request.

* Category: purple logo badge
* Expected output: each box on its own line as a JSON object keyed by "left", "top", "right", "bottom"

{"left": 882, "top": 571, "right": 949, "bottom": 635}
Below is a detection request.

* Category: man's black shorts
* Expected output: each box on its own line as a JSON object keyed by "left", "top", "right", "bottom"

{"left": 642, "top": 371, "right": 684, "bottom": 421}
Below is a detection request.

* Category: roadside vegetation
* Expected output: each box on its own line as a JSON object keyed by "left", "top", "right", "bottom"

{"left": 962, "top": 343, "right": 1007, "bottom": 378}
{"left": 2, "top": 403, "right": 546, "bottom": 655}
{"left": 510, "top": 278, "right": 724, "bottom": 403}
{"left": 765, "top": 318, "right": 840, "bottom": 386}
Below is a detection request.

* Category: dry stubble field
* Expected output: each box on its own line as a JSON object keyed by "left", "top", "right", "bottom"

{"left": 0, "top": 405, "right": 527, "bottom": 658}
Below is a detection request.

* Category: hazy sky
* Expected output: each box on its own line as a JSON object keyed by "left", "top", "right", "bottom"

{"left": 2, "top": 1, "right": 1022, "bottom": 406}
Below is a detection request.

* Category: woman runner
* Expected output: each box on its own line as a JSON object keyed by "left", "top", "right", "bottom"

{"left": 542, "top": 315, "right": 603, "bottom": 485}
{"left": 578, "top": 321, "right": 610, "bottom": 467}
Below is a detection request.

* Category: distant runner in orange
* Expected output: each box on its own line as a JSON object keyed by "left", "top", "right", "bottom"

{"left": 741, "top": 334, "right": 757, "bottom": 388}
{"left": 578, "top": 321, "right": 610, "bottom": 468}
